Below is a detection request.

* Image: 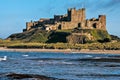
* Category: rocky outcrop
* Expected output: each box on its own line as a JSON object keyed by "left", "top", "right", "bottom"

{"left": 0, "top": 73, "right": 59, "bottom": 80}
{"left": 67, "top": 29, "right": 111, "bottom": 44}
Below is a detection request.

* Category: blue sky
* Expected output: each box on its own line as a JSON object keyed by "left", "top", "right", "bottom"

{"left": 0, "top": 0, "right": 120, "bottom": 39}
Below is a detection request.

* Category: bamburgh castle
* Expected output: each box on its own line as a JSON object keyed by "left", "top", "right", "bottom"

{"left": 23, "top": 8, "right": 106, "bottom": 32}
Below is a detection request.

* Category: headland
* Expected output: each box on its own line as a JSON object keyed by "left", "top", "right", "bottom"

{"left": 0, "top": 8, "right": 119, "bottom": 53}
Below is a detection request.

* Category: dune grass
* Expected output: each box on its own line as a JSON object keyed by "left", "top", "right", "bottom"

{"left": 0, "top": 40, "right": 119, "bottom": 50}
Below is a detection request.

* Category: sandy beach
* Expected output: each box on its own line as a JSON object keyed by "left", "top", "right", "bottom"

{"left": 0, "top": 47, "right": 120, "bottom": 54}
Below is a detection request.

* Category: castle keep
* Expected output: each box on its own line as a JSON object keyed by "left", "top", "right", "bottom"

{"left": 23, "top": 8, "right": 106, "bottom": 32}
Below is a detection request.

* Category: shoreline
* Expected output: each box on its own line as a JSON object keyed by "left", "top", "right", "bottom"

{"left": 0, "top": 47, "right": 120, "bottom": 54}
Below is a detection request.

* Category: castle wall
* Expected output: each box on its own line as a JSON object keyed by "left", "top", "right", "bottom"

{"left": 60, "top": 8, "right": 86, "bottom": 30}
{"left": 85, "top": 20, "right": 92, "bottom": 29}
{"left": 45, "top": 23, "right": 60, "bottom": 30}
{"left": 26, "top": 22, "right": 34, "bottom": 30}
{"left": 61, "top": 22, "right": 78, "bottom": 30}
{"left": 24, "top": 8, "right": 106, "bottom": 32}
{"left": 99, "top": 15, "right": 106, "bottom": 30}
{"left": 84, "top": 15, "right": 106, "bottom": 30}
{"left": 54, "top": 15, "right": 63, "bottom": 22}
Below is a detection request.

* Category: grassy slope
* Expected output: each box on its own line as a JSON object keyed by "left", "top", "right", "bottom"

{"left": 73, "top": 29, "right": 111, "bottom": 41}
{"left": 3, "top": 29, "right": 120, "bottom": 50}
{"left": 3, "top": 42, "right": 120, "bottom": 50}
{"left": 8, "top": 29, "right": 71, "bottom": 43}
{"left": 8, "top": 29, "right": 111, "bottom": 43}
{"left": 8, "top": 29, "right": 51, "bottom": 42}
{"left": 90, "top": 29, "right": 111, "bottom": 40}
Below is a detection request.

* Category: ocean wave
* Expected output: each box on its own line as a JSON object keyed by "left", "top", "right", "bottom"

{"left": 0, "top": 56, "right": 7, "bottom": 61}
{"left": 76, "top": 74, "right": 120, "bottom": 77}
{"left": 59, "top": 61, "right": 73, "bottom": 65}
{"left": 37, "top": 60, "right": 73, "bottom": 65}
{"left": 70, "top": 57, "right": 120, "bottom": 62}
{"left": 22, "top": 55, "right": 29, "bottom": 57}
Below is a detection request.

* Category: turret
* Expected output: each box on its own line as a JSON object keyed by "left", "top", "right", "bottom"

{"left": 99, "top": 15, "right": 106, "bottom": 30}
{"left": 26, "top": 21, "right": 34, "bottom": 30}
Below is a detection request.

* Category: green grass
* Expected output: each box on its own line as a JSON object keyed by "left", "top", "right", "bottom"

{"left": 8, "top": 28, "right": 111, "bottom": 44}
{"left": 56, "top": 29, "right": 72, "bottom": 33}
{"left": 0, "top": 40, "right": 119, "bottom": 50}
{"left": 90, "top": 29, "right": 111, "bottom": 40}
{"left": 47, "top": 31, "right": 70, "bottom": 43}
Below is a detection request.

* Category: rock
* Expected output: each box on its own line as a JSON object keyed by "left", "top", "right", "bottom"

{"left": 6, "top": 73, "right": 57, "bottom": 80}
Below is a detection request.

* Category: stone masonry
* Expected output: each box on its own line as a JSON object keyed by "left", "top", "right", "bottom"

{"left": 23, "top": 8, "right": 106, "bottom": 32}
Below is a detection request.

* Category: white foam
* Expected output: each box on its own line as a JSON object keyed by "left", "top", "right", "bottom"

{"left": 85, "top": 55, "right": 93, "bottom": 58}
{"left": 38, "top": 60, "right": 44, "bottom": 63}
{"left": 61, "top": 62, "right": 73, "bottom": 65}
{"left": 94, "top": 57, "right": 101, "bottom": 59}
{"left": 22, "top": 55, "right": 29, "bottom": 57}
{"left": 0, "top": 56, "right": 7, "bottom": 61}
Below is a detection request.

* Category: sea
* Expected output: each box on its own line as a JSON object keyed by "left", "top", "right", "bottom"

{"left": 0, "top": 51, "right": 120, "bottom": 80}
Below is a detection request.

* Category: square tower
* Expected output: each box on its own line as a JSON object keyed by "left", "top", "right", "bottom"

{"left": 67, "top": 8, "right": 86, "bottom": 23}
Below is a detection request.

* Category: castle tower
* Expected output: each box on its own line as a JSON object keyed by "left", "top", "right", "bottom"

{"left": 86, "top": 20, "right": 91, "bottom": 29}
{"left": 26, "top": 22, "right": 34, "bottom": 30}
{"left": 99, "top": 15, "right": 106, "bottom": 30}
{"left": 67, "top": 8, "right": 86, "bottom": 23}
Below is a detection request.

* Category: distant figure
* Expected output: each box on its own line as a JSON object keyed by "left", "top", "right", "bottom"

{"left": 0, "top": 56, "right": 7, "bottom": 61}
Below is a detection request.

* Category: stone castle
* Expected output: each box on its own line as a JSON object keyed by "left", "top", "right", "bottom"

{"left": 23, "top": 8, "right": 106, "bottom": 32}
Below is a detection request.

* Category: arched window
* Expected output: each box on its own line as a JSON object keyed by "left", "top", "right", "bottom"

{"left": 78, "top": 23, "right": 81, "bottom": 27}
{"left": 58, "top": 25, "right": 61, "bottom": 30}
{"left": 93, "top": 23, "right": 96, "bottom": 28}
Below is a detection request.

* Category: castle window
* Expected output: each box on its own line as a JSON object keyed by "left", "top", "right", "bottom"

{"left": 78, "top": 23, "right": 81, "bottom": 28}
{"left": 58, "top": 25, "right": 61, "bottom": 30}
{"left": 93, "top": 23, "right": 96, "bottom": 28}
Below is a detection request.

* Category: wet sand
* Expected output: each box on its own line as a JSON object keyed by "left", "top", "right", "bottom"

{"left": 0, "top": 47, "right": 120, "bottom": 54}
